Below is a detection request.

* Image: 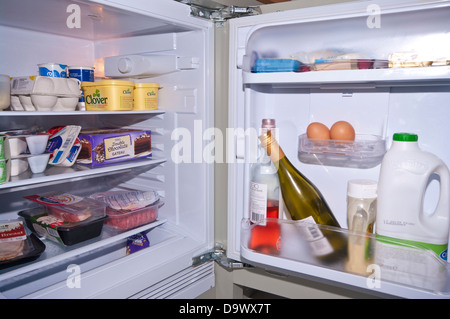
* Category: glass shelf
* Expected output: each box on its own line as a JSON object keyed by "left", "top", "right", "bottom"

{"left": 0, "top": 218, "right": 168, "bottom": 290}
{"left": 241, "top": 218, "right": 450, "bottom": 298}
{"left": 0, "top": 157, "right": 166, "bottom": 190}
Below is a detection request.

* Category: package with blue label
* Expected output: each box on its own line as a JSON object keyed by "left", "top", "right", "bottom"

{"left": 46, "top": 126, "right": 82, "bottom": 167}
{"left": 77, "top": 128, "right": 151, "bottom": 167}
{"left": 252, "top": 58, "right": 301, "bottom": 73}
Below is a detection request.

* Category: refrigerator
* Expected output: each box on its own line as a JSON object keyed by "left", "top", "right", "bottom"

{"left": 0, "top": 0, "right": 449, "bottom": 299}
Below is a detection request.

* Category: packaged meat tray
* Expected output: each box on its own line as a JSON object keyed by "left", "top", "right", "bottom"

{"left": 76, "top": 128, "right": 151, "bottom": 167}
{"left": 0, "top": 219, "right": 46, "bottom": 269}
{"left": 24, "top": 193, "right": 107, "bottom": 223}
{"left": 91, "top": 190, "right": 161, "bottom": 231}
{"left": 19, "top": 206, "right": 107, "bottom": 246}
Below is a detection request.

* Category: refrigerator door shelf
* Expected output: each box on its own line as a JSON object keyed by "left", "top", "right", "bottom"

{"left": 242, "top": 66, "right": 450, "bottom": 88}
{"left": 241, "top": 218, "right": 450, "bottom": 299}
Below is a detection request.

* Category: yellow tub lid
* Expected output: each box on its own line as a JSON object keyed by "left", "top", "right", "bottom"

{"left": 81, "top": 80, "right": 135, "bottom": 87}
{"left": 135, "top": 83, "right": 160, "bottom": 88}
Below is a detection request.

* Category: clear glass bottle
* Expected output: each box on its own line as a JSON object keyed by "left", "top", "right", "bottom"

{"left": 248, "top": 119, "right": 281, "bottom": 255}
{"left": 259, "top": 130, "right": 347, "bottom": 261}
{"left": 249, "top": 119, "right": 280, "bottom": 223}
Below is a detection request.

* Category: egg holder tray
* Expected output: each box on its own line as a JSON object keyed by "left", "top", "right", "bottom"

{"left": 298, "top": 134, "right": 386, "bottom": 169}
{"left": 10, "top": 76, "right": 81, "bottom": 111}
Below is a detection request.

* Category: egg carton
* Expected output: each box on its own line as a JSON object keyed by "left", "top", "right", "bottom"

{"left": 10, "top": 76, "right": 81, "bottom": 111}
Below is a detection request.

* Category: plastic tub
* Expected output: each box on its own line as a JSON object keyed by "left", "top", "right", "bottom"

{"left": 27, "top": 153, "right": 50, "bottom": 174}
{"left": 38, "top": 63, "right": 67, "bottom": 77}
{"left": 19, "top": 206, "right": 107, "bottom": 246}
{"left": 25, "top": 193, "right": 107, "bottom": 223}
{"left": 81, "top": 80, "right": 134, "bottom": 111}
{"left": 103, "top": 200, "right": 161, "bottom": 231}
{"left": 90, "top": 190, "right": 161, "bottom": 231}
{"left": 0, "top": 159, "right": 6, "bottom": 183}
{"left": 0, "top": 135, "right": 5, "bottom": 160}
{"left": 25, "top": 133, "right": 50, "bottom": 155}
{"left": 134, "top": 83, "right": 160, "bottom": 110}
{"left": 68, "top": 66, "right": 94, "bottom": 110}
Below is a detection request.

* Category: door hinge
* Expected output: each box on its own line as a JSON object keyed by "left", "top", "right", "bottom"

{"left": 175, "top": 0, "right": 261, "bottom": 22}
{"left": 192, "top": 243, "right": 252, "bottom": 270}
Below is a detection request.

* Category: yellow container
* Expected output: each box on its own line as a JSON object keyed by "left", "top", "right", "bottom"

{"left": 134, "top": 83, "right": 160, "bottom": 111}
{"left": 81, "top": 80, "right": 134, "bottom": 111}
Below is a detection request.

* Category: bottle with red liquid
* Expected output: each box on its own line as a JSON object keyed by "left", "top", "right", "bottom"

{"left": 248, "top": 119, "right": 281, "bottom": 254}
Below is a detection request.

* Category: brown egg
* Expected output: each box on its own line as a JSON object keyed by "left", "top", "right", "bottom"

{"left": 330, "top": 121, "right": 355, "bottom": 141}
{"left": 306, "top": 122, "right": 330, "bottom": 140}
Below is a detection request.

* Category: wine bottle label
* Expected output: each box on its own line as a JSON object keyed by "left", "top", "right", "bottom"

{"left": 297, "top": 216, "right": 334, "bottom": 257}
{"left": 250, "top": 181, "right": 268, "bottom": 224}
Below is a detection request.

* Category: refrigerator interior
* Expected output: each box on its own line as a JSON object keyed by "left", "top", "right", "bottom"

{"left": 0, "top": 0, "right": 214, "bottom": 298}
{"left": 227, "top": 0, "right": 450, "bottom": 298}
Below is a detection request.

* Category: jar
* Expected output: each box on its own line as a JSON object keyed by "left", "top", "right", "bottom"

{"left": 345, "top": 179, "right": 377, "bottom": 275}
{"left": 347, "top": 179, "right": 377, "bottom": 234}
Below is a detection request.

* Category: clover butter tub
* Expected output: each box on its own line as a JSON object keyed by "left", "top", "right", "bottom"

{"left": 81, "top": 80, "right": 134, "bottom": 111}
{"left": 134, "top": 83, "right": 160, "bottom": 110}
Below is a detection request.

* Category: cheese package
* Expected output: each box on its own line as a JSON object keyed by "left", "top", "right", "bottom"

{"left": 76, "top": 128, "right": 151, "bottom": 167}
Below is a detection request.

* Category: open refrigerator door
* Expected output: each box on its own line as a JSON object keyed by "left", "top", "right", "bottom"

{"left": 227, "top": 0, "right": 450, "bottom": 298}
{"left": 0, "top": 0, "right": 215, "bottom": 298}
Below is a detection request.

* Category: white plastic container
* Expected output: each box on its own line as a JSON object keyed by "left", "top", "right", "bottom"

{"left": 27, "top": 153, "right": 50, "bottom": 174}
{"left": 376, "top": 133, "right": 450, "bottom": 261}
{"left": 25, "top": 134, "right": 49, "bottom": 155}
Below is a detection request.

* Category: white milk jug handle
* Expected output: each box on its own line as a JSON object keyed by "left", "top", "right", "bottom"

{"left": 421, "top": 161, "right": 450, "bottom": 230}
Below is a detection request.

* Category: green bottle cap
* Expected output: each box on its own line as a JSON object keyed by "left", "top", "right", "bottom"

{"left": 393, "top": 133, "right": 418, "bottom": 142}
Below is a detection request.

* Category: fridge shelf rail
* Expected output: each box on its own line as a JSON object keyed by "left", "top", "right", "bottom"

{"left": 0, "top": 157, "right": 167, "bottom": 191}
{"left": 241, "top": 218, "right": 450, "bottom": 298}
{"left": 242, "top": 65, "right": 450, "bottom": 88}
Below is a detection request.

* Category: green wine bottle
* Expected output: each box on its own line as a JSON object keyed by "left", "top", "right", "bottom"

{"left": 259, "top": 131, "right": 346, "bottom": 261}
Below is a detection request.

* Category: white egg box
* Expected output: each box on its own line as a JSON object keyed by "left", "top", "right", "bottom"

{"left": 10, "top": 76, "right": 81, "bottom": 111}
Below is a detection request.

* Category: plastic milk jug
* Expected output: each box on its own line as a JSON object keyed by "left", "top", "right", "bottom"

{"left": 376, "top": 133, "right": 450, "bottom": 261}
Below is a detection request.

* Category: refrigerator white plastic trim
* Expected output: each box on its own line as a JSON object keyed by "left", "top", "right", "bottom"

{"left": 227, "top": 0, "right": 450, "bottom": 299}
